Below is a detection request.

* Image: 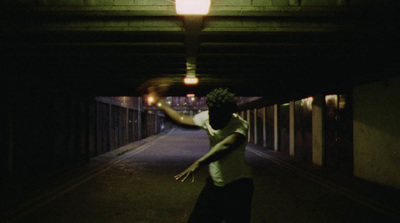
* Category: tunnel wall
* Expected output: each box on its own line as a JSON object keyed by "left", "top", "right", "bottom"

{"left": 353, "top": 77, "right": 400, "bottom": 189}
{"left": 240, "top": 77, "right": 399, "bottom": 190}
{"left": 2, "top": 93, "right": 166, "bottom": 194}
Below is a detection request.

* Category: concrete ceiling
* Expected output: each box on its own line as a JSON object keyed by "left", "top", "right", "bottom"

{"left": 2, "top": 1, "right": 400, "bottom": 103}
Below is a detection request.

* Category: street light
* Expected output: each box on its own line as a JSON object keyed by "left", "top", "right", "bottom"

{"left": 175, "top": 0, "right": 211, "bottom": 15}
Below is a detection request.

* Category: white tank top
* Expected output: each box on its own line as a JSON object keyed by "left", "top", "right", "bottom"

{"left": 193, "top": 111, "right": 253, "bottom": 187}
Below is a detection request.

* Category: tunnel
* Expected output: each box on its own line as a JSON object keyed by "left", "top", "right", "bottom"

{"left": 2, "top": 0, "right": 400, "bottom": 222}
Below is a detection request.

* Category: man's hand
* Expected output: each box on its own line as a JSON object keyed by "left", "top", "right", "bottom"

{"left": 174, "top": 161, "right": 200, "bottom": 183}
{"left": 137, "top": 77, "right": 173, "bottom": 103}
{"left": 146, "top": 86, "right": 161, "bottom": 105}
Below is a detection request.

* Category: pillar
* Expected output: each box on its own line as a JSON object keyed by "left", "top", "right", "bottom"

{"left": 137, "top": 97, "right": 142, "bottom": 140}
{"left": 289, "top": 0, "right": 300, "bottom": 6}
{"left": 247, "top": 110, "right": 251, "bottom": 143}
{"left": 337, "top": 0, "right": 348, "bottom": 6}
{"left": 274, "top": 104, "right": 279, "bottom": 151}
{"left": 289, "top": 101, "right": 295, "bottom": 156}
{"left": 108, "top": 103, "right": 112, "bottom": 151}
{"left": 253, "top": 108, "right": 258, "bottom": 144}
{"left": 312, "top": 94, "right": 325, "bottom": 166}
{"left": 7, "top": 113, "right": 14, "bottom": 177}
{"left": 262, "top": 107, "right": 267, "bottom": 147}
{"left": 126, "top": 107, "right": 129, "bottom": 144}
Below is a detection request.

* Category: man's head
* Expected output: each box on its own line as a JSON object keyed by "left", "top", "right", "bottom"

{"left": 206, "top": 88, "right": 237, "bottom": 130}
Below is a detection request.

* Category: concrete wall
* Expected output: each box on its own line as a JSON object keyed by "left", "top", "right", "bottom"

{"left": 2, "top": 92, "right": 164, "bottom": 195}
{"left": 353, "top": 77, "right": 400, "bottom": 189}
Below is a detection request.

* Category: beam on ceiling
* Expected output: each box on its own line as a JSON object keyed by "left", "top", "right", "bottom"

{"left": 23, "top": 6, "right": 357, "bottom": 17}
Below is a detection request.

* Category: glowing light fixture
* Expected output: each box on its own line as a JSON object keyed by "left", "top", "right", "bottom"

{"left": 188, "top": 94, "right": 196, "bottom": 101}
{"left": 147, "top": 96, "right": 155, "bottom": 105}
{"left": 183, "top": 74, "right": 199, "bottom": 85}
{"left": 175, "top": 0, "right": 211, "bottom": 15}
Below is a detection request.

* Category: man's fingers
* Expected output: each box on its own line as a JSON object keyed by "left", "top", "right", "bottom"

{"left": 174, "top": 174, "right": 182, "bottom": 180}
{"left": 174, "top": 171, "right": 195, "bottom": 183}
{"left": 175, "top": 164, "right": 198, "bottom": 183}
{"left": 181, "top": 172, "right": 190, "bottom": 182}
{"left": 174, "top": 171, "right": 186, "bottom": 181}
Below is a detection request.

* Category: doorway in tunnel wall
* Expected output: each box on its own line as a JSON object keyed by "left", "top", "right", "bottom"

{"left": 256, "top": 108, "right": 264, "bottom": 146}
{"left": 294, "top": 98, "right": 313, "bottom": 162}
{"left": 265, "top": 106, "right": 275, "bottom": 149}
{"left": 325, "top": 94, "right": 354, "bottom": 175}
{"left": 279, "top": 103, "right": 290, "bottom": 155}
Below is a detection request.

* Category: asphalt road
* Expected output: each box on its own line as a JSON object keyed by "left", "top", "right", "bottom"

{"left": 5, "top": 128, "right": 400, "bottom": 223}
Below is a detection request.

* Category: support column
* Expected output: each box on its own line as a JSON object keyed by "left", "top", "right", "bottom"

{"left": 137, "top": 97, "right": 142, "bottom": 140}
{"left": 253, "top": 108, "right": 258, "bottom": 144}
{"left": 184, "top": 16, "right": 202, "bottom": 80}
{"left": 95, "top": 101, "right": 100, "bottom": 156}
{"left": 289, "top": 101, "right": 295, "bottom": 156}
{"left": 289, "top": 0, "right": 300, "bottom": 6}
{"left": 337, "top": 0, "right": 348, "bottom": 6}
{"left": 274, "top": 104, "right": 279, "bottom": 151}
{"left": 247, "top": 110, "right": 251, "bottom": 143}
{"left": 312, "top": 94, "right": 325, "bottom": 166}
{"left": 262, "top": 107, "right": 267, "bottom": 147}
{"left": 126, "top": 107, "right": 129, "bottom": 144}
{"left": 154, "top": 111, "right": 158, "bottom": 134}
{"left": 8, "top": 113, "right": 14, "bottom": 178}
{"left": 108, "top": 103, "right": 112, "bottom": 151}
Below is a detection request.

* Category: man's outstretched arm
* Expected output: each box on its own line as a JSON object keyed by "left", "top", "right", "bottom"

{"left": 197, "top": 132, "right": 246, "bottom": 165}
{"left": 146, "top": 84, "right": 198, "bottom": 127}
{"left": 175, "top": 132, "right": 246, "bottom": 182}
{"left": 156, "top": 99, "right": 198, "bottom": 127}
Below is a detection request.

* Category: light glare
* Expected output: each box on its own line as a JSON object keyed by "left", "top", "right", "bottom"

{"left": 301, "top": 97, "right": 313, "bottom": 110}
{"left": 147, "top": 96, "right": 155, "bottom": 105}
{"left": 184, "top": 76, "right": 199, "bottom": 85}
{"left": 175, "top": 0, "right": 211, "bottom": 15}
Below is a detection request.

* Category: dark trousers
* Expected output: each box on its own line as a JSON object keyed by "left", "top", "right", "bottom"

{"left": 188, "top": 177, "right": 254, "bottom": 223}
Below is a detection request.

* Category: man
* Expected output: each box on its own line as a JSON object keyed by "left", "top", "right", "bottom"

{"left": 148, "top": 87, "right": 253, "bottom": 223}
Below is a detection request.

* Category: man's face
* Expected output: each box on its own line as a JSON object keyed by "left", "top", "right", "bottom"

{"left": 209, "top": 108, "right": 232, "bottom": 130}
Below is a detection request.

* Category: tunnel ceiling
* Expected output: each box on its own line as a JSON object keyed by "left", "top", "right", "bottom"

{"left": 2, "top": 1, "right": 400, "bottom": 102}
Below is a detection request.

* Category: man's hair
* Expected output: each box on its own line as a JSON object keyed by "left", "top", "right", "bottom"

{"left": 206, "top": 88, "right": 237, "bottom": 113}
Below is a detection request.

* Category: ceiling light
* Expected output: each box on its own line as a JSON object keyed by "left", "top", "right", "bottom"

{"left": 183, "top": 74, "right": 199, "bottom": 85}
{"left": 175, "top": 0, "right": 211, "bottom": 15}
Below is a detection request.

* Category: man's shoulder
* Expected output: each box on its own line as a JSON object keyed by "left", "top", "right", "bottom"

{"left": 194, "top": 111, "right": 209, "bottom": 119}
{"left": 229, "top": 114, "right": 249, "bottom": 131}
{"left": 193, "top": 111, "right": 209, "bottom": 127}
{"left": 232, "top": 113, "right": 248, "bottom": 126}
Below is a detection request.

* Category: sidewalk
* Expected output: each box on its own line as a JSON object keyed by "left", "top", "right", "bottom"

{"left": 1, "top": 132, "right": 169, "bottom": 222}
{"left": 247, "top": 143, "right": 400, "bottom": 221}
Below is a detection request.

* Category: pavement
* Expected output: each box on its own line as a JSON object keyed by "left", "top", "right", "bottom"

{"left": 2, "top": 128, "right": 400, "bottom": 223}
